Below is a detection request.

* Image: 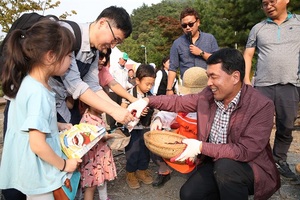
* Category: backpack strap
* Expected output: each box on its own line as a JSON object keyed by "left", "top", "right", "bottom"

{"left": 132, "top": 85, "right": 152, "bottom": 98}
{"left": 133, "top": 86, "right": 138, "bottom": 98}
{"left": 52, "top": 20, "right": 84, "bottom": 83}
{"left": 61, "top": 20, "right": 81, "bottom": 56}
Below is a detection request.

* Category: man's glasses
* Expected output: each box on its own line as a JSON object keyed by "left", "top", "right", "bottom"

{"left": 181, "top": 20, "right": 198, "bottom": 29}
{"left": 106, "top": 20, "right": 122, "bottom": 45}
{"left": 261, "top": 0, "right": 277, "bottom": 9}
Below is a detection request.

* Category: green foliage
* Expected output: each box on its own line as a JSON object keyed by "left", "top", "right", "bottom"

{"left": 0, "top": 0, "right": 76, "bottom": 33}
{"left": 194, "top": 0, "right": 265, "bottom": 50}
{"left": 120, "top": 0, "right": 191, "bottom": 68}
{"left": 120, "top": 0, "right": 299, "bottom": 72}
{"left": 1, "top": 0, "right": 299, "bottom": 70}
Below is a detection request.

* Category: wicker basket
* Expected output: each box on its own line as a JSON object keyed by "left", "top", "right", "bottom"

{"left": 144, "top": 130, "right": 187, "bottom": 159}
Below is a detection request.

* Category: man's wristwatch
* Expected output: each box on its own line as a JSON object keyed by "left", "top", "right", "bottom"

{"left": 166, "top": 88, "right": 173, "bottom": 91}
{"left": 199, "top": 51, "right": 205, "bottom": 57}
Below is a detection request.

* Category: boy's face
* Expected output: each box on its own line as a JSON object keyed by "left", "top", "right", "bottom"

{"left": 136, "top": 77, "right": 155, "bottom": 94}
{"left": 91, "top": 19, "right": 125, "bottom": 51}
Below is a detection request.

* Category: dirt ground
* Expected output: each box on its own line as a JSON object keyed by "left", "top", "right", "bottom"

{"left": 0, "top": 100, "right": 300, "bottom": 200}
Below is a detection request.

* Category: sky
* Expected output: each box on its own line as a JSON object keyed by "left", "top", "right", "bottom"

{"left": 43, "top": 0, "right": 162, "bottom": 23}
{"left": 0, "top": 0, "right": 162, "bottom": 36}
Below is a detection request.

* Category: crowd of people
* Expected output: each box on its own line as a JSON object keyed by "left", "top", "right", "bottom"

{"left": 0, "top": 1, "right": 300, "bottom": 200}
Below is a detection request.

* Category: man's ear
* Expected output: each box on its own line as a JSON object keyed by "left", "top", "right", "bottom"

{"left": 97, "top": 18, "right": 106, "bottom": 28}
{"left": 232, "top": 71, "right": 240, "bottom": 84}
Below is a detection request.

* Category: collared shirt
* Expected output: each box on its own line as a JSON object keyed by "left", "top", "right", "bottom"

{"left": 209, "top": 91, "right": 241, "bottom": 144}
{"left": 109, "top": 64, "right": 132, "bottom": 91}
{"left": 169, "top": 30, "right": 219, "bottom": 78}
{"left": 49, "top": 22, "right": 100, "bottom": 123}
{"left": 246, "top": 13, "right": 300, "bottom": 86}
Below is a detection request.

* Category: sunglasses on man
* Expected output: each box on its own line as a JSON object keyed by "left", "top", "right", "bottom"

{"left": 181, "top": 19, "right": 198, "bottom": 29}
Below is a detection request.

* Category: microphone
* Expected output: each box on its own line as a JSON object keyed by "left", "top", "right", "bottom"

{"left": 187, "top": 31, "right": 193, "bottom": 44}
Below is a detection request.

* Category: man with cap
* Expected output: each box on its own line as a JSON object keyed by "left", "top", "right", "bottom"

{"left": 150, "top": 67, "right": 207, "bottom": 187}
{"left": 107, "top": 52, "right": 133, "bottom": 131}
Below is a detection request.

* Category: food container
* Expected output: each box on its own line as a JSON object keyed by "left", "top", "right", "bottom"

{"left": 144, "top": 130, "right": 186, "bottom": 159}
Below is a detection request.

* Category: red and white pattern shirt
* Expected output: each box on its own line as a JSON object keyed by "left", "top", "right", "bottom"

{"left": 209, "top": 91, "right": 241, "bottom": 144}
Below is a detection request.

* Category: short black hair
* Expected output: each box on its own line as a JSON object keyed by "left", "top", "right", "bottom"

{"left": 96, "top": 6, "right": 132, "bottom": 38}
{"left": 136, "top": 64, "right": 156, "bottom": 80}
{"left": 206, "top": 48, "right": 245, "bottom": 82}
{"left": 180, "top": 7, "right": 200, "bottom": 21}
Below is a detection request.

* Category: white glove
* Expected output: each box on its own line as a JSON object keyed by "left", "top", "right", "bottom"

{"left": 126, "top": 99, "right": 148, "bottom": 132}
{"left": 127, "top": 98, "right": 148, "bottom": 118}
{"left": 172, "top": 139, "right": 202, "bottom": 162}
{"left": 150, "top": 118, "right": 162, "bottom": 130}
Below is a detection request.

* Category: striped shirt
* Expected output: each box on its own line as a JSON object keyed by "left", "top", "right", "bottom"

{"left": 209, "top": 91, "right": 241, "bottom": 144}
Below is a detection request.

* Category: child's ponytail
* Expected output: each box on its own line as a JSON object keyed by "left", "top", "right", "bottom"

{"left": 2, "top": 29, "right": 29, "bottom": 98}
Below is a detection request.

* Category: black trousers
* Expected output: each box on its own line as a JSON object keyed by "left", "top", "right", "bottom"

{"left": 255, "top": 84, "right": 299, "bottom": 162}
{"left": 180, "top": 158, "right": 254, "bottom": 200}
{"left": 125, "top": 129, "right": 150, "bottom": 172}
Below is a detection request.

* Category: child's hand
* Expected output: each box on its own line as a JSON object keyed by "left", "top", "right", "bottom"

{"left": 65, "top": 158, "right": 82, "bottom": 172}
{"left": 101, "top": 132, "right": 111, "bottom": 141}
{"left": 140, "top": 107, "right": 150, "bottom": 117}
{"left": 127, "top": 99, "right": 148, "bottom": 118}
{"left": 57, "top": 122, "right": 72, "bottom": 131}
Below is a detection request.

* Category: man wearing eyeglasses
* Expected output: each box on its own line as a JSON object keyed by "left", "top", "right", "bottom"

{"left": 244, "top": 0, "right": 300, "bottom": 180}
{"left": 166, "top": 7, "right": 219, "bottom": 95}
{"left": 48, "top": 6, "right": 134, "bottom": 126}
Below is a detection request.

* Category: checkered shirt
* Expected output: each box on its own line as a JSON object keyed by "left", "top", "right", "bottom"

{"left": 209, "top": 91, "right": 241, "bottom": 144}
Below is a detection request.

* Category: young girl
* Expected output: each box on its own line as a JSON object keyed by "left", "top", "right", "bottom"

{"left": 79, "top": 106, "right": 117, "bottom": 200}
{"left": 78, "top": 49, "right": 117, "bottom": 200}
{"left": 0, "top": 20, "right": 81, "bottom": 199}
{"left": 121, "top": 64, "right": 156, "bottom": 189}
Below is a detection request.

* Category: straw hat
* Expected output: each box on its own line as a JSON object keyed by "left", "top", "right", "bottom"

{"left": 178, "top": 67, "right": 208, "bottom": 95}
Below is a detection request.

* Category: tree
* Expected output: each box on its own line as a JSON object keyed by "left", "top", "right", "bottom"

{"left": 194, "top": 0, "right": 264, "bottom": 50}
{"left": 121, "top": 0, "right": 191, "bottom": 66}
{"left": 0, "top": 0, "right": 76, "bottom": 33}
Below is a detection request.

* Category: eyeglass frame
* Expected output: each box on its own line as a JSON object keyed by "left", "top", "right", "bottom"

{"left": 261, "top": 0, "right": 277, "bottom": 9}
{"left": 105, "top": 20, "right": 122, "bottom": 45}
{"left": 181, "top": 19, "right": 198, "bottom": 29}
